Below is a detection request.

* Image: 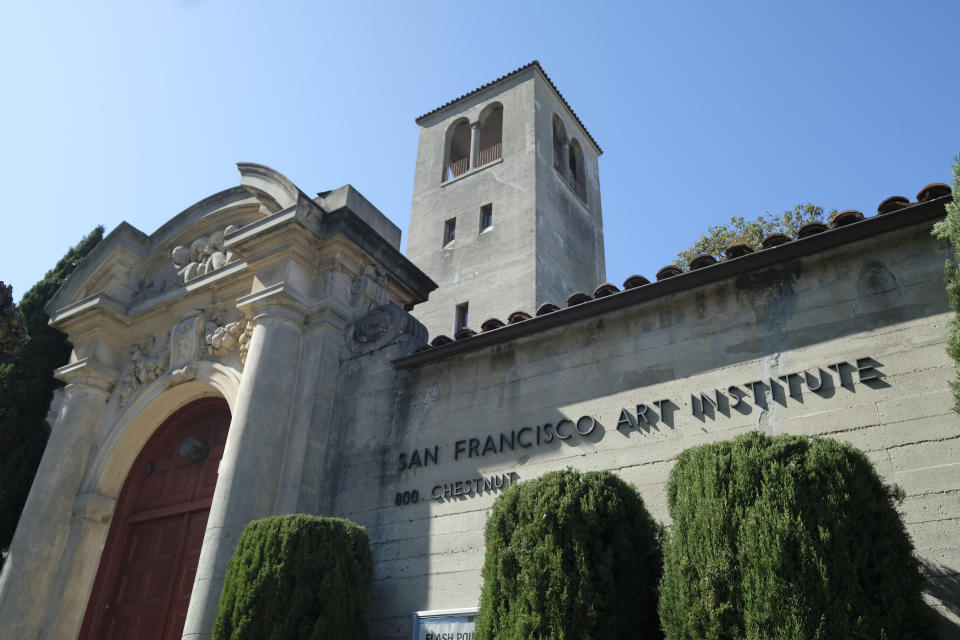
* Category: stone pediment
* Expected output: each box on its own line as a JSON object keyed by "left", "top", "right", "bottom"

{"left": 46, "top": 188, "right": 258, "bottom": 317}
{"left": 46, "top": 164, "right": 322, "bottom": 317}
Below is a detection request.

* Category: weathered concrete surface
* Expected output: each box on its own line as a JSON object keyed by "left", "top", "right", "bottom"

{"left": 323, "top": 220, "right": 960, "bottom": 639}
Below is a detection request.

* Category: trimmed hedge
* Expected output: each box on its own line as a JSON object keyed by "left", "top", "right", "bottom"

{"left": 659, "top": 432, "right": 936, "bottom": 639}
{"left": 475, "top": 469, "right": 663, "bottom": 640}
{"left": 213, "top": 515, "right": 372, "bottom": 640}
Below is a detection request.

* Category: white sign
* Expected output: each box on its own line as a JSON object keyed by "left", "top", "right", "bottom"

{"left": 412, "top": 608, "right": 477, "bottom": 640}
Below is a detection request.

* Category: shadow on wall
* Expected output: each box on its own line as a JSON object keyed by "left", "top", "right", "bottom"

{"left": 922, "top": 560, "right": 960, "bottom": 639}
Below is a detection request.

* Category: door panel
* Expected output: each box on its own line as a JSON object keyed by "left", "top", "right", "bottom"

{"left": 80, "top": 398, "right": 230, "bottom": 640}
{"left": 164, "top": 511, "right": 209, "bottom": 640}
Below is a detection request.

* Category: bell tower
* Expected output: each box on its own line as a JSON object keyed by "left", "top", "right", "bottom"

{"left": 406, "top": 61, "right": 605, "bottom": 340}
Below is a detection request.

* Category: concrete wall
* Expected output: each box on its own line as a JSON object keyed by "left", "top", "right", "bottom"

{"left": 325, "top": 219, "right": 960, "bottom": 639}
{"left": 407, "top": 71, "right": 539, "bottom": 338}
{"left": 534, "top": 75, "right": 605, "bottom": 305}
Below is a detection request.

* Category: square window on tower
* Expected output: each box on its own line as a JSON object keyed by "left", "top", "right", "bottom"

{"left": 479, "top": 203, "right": 493, "bottom": 231}
{"left": 443, "top": 218, "right": 456, "bottom": 246}
{"left": 455, "top": 302, "right": 469, "bottom": 331}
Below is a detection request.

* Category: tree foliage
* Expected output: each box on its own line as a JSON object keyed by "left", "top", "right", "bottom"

{"left": 0, "top": 226, "right": 103, "bottom": 552}
{"left": 0, "top": 282, "right": 29, "bottom": 354}
{"left": 658, "top": 432, "right": 936, "bottom": 640}
{"left": 674, "top": 204, "right": 833, "bottom": 269}
{"left": 475, "top": 469, "right": 663, "bottom": 640}
{"left": 931, "top": 156, "right": 960, "bottom": 411}
{"left": 213, "top": 515, "right": 373, "bottom": 640}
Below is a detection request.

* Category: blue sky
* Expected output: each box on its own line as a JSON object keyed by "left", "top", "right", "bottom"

{"left": 2, "top": 1, "right": 958, "bottom": 304}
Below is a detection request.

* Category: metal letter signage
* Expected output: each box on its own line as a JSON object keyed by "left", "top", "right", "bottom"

{"left": 392, "top": 357, "right": 886, "bottom": 507}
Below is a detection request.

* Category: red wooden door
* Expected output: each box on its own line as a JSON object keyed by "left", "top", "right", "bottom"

{"left": 80, "top": 398, "right": 230, "bottom": 640}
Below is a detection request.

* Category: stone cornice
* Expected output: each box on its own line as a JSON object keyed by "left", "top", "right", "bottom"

{"left": 125, "top": 260, "right": 250, "bottom": 318}
{"left": 46, "top": 224, "right": 149, "bottom": 316}
{"left": 236, "top": 283, "right": 312, "bottom": 326}
{"left": 55, "top": 358, "right": 119, "bottom": 396}
{"left": 320, "top": 207, "right": 436, "bottom": 306}
{"left": 49, "top": 294, "right": 130, "bottom": 333}
{"left": 238, "top": 162, "right": 305, "bottom": 212}
{"left": 307, "top": 297, "right": 355, "bottom": 333}
{"left": 224, "top": 200, "right": 323, "bottom": 268}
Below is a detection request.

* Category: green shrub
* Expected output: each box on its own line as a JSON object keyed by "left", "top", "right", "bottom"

{"left": 932, "top": 156, "right": 960, "bottom": 411}
{"left": 213, "top": 514, "right": 373, "bottom": 640}
{"left": 475, "top": 469, "right": 663, "bottom": 640}
{"left": 659, "top": 432, "right": 936, "bottom": 639}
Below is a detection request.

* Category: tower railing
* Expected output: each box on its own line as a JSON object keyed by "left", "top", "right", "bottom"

{"left": 444, "top": 157, "right": 470, "bottom": 182}
{"left": 476, "top": 142, "right": 502, "bottom": 168}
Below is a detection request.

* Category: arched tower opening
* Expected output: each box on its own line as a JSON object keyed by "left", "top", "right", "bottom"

{"left": 552, "top": 114, "right": 567, "bottom": 174}
{"left": 568, "top": 138, "right": 585, "bottom": 201}
{"left": 476, "top": 103, "right": 503, "bottom": 167}
{"left": 443, "top": 118, "right": 471, "bottom": 182}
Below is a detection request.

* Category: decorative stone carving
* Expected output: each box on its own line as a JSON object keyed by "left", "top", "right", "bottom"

{"left": 170, "top": 312, "right": 204, "bottom": 368}
{"left": 349, "top": 264, "right": 388, "bottom": 316}
{"left": 173, "top": 224, "right": 240, "bottom": 283}
{"left": 238, "top": 321, "right": 253, "bottom": 366}
{"left": 348, "top": 304, "right": 427, "bottom": 355}
{"left": 168, "top": 311, "right": 205, "bottom": 383}
{"left": 354, "top": 307, "right": 392, "bottom": 345}
{"left": 202, "top": 310, "right": 249, "bottom": 359}
{"left": 116, "top": 308, "right": 251, "bottom": 406}
{"left": 117, "top": 337, "right": 170, "bottom": 406}
{"left": 133, "top": 224, "right": 242, "bottom": 302}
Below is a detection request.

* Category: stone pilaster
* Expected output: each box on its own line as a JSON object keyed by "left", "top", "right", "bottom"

{"left": 182, "top": 289, "right": 307, "bottom": 640}
{"left": 0, "top": 360, "right": 115, "bottom": 639}
{"left": 39, "top": 491, "right": 116, "bottom": 639}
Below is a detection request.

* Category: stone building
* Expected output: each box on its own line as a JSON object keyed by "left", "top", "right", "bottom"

{"left": 0, "top": 62, "right": 957, "bottom": 639}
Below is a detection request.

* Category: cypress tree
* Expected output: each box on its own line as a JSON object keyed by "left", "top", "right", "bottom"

{"left": 213, "top": 514, "right": 373, "bottom": 640}
{"left": 475, "top": 469, "right": 663, "bottom": 640}
{"left": 659, "top": 431, "right": 937, "bottom": 639}
{"left": 0, "top": 226, "right": 104, "bottom": 552}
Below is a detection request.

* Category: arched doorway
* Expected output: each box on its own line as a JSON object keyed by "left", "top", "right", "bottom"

{"left": 79, "top": 397, "right": 230, "bottom": 640}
